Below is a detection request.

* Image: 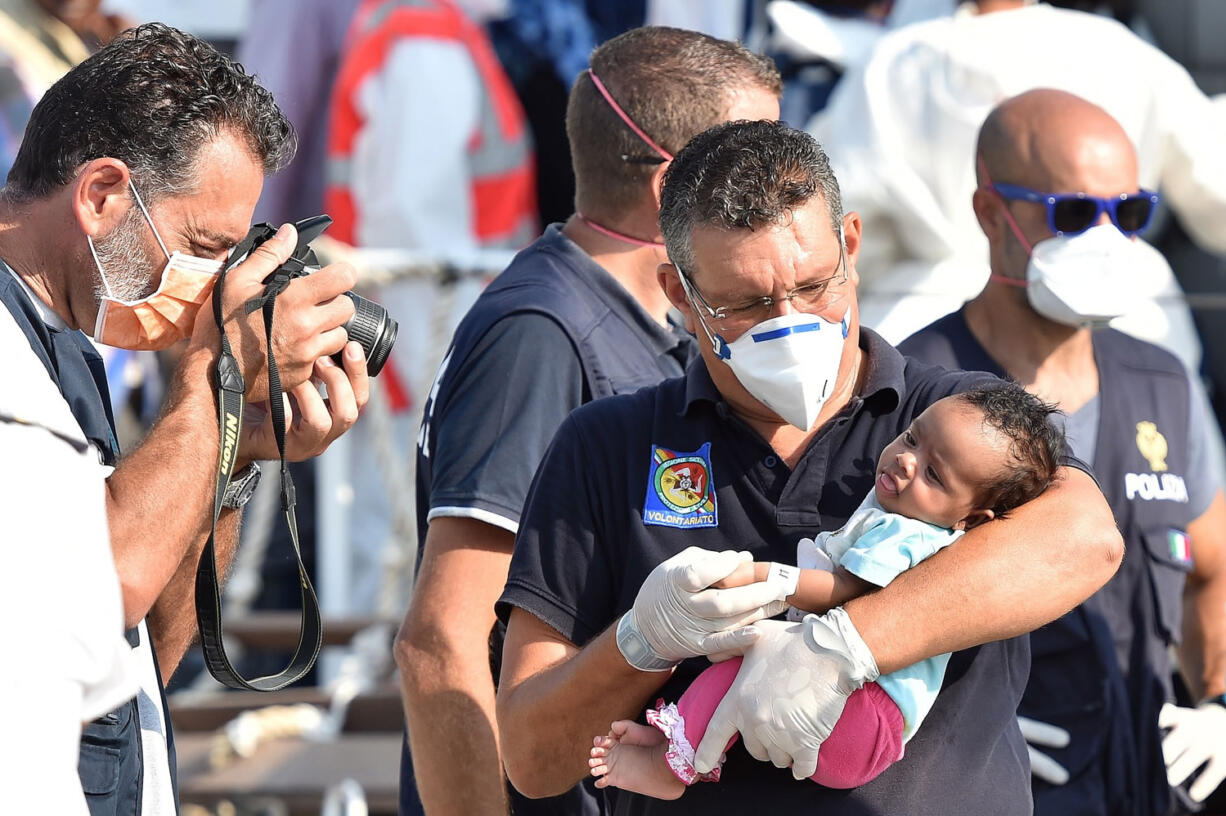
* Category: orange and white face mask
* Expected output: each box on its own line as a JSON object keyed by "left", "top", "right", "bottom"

{"left": 87, "top": 182, "right": 224, "bottom": 350}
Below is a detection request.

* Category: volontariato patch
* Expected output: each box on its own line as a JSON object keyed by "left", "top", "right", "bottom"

{"left": 643, "top": 443, "right": 717, "bottom": 528}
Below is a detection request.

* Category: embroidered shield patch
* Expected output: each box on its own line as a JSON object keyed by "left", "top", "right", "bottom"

{"left": 643, "top": 443, "right": 718, "bottom": 528}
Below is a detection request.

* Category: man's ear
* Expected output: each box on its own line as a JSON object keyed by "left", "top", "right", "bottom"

{"left": 841, "top": 211, "right": 863, "bottom": 287}
{"left": 658, "top": 261, "right": 696, "bottom": 333}
{"left": 649, "top": 160, "right": 671, "bottom": 210}
{"left": 955, "top": 507, "right": 996, "bottom": 531}
{"left": 972, "top": 186, "right": 1002, "bottom": 243}
{"left": 71, "top": 157, "right": 133, "bottom": 238}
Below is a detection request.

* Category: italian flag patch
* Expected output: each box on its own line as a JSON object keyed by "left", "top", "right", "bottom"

{"left": 1168, "top": 530, "right": 1192, "bottom": 566}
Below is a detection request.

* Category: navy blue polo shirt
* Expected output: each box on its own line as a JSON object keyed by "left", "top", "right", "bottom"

{"left": 500, "top": 328, "right": 1033, "bottom": 815}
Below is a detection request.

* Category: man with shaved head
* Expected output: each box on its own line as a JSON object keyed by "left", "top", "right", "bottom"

{"left": 811, "top": 0, "right": 1224, "bottom": 369}
{"left": 902, "top": 88, "right": 1226, "bottom": 815}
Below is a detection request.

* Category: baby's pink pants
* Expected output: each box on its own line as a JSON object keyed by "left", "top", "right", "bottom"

{"left": 648, "top": 657, "right": 904, "bottom": 788}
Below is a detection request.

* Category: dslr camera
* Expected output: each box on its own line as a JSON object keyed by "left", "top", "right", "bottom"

{"left": 242, "top": 214, "right": 398, "bottom": 376}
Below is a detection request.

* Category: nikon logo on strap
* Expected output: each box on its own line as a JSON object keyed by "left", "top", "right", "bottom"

{"left": 220, "top": 412, "right": 239, "bottom": 475}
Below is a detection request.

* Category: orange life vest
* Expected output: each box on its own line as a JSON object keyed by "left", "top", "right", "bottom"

{"left": 326, "top": 0, "right": 537, "bottom": 410}
{"left": 325, "top": 0, "right": 537, "bottom": 249}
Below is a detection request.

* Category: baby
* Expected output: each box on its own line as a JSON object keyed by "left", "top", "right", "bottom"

{"left": 589, "top": 383, "right": 1064, "bottom": 798}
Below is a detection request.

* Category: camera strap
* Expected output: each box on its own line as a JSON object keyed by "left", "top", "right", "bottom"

{"left": 195, "top": 231, "right": 322, "bottom": 691}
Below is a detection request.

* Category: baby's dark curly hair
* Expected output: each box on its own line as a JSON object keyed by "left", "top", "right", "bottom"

{"left": 957, "top": 383, "right": 1065, "bottom": 517}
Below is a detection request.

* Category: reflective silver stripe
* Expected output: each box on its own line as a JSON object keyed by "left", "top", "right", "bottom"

{"left": 325, "top": 156, "right": 351, "bottom": 188}
{"left": 361, "top": 0, "right": 438, "bottom": 34}
{"left": 483, "top": 218, "right": 539, "bottom": 250}
{"left": 468, "top": 59, "right": 533, "bottom": 177}
{"left": 468, "top": 123, "right": 532, "bottom": 176}
{"left": 475, "top": 216, "right": 537, "bottom": 251}
{"left": 330, "top": 0, "right": 534, "bottom": 245}
{"left": 328, "top": 64, "right": 532, "bottom": 187}
{"left": 326, "top": 119, "right": 528, "bottom": 190}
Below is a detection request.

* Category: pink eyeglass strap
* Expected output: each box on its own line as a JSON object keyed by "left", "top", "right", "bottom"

{"left": 588, "top": 69, "right": 674, "bottom": 162}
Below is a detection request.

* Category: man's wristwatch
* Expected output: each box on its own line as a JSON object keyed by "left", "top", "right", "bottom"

{"left": 222, "top": 462, "right": 262, "bottom": 509}
{"left": 616, "top": 611, "right": 675, "bottom": 672}
{"left": 1203, "top": 692, "right": 1226, "bottom": 711}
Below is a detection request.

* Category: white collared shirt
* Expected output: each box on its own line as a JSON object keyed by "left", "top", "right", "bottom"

{"left": 0, "top": 261, "right": 172, "bottom": 816}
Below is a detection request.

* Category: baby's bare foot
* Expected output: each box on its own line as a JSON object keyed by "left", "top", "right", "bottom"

{"left": 588, "top": 720, "right": 686, "bottom": 800}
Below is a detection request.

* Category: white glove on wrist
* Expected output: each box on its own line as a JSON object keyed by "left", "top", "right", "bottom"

{"left": 1017, "top": 715, "right": 1071, "bottom": 785}
{"left": 617, "top": 546, "right": 791, "bottom": 671}
{"left": 1160, "top": 700, "right": 1226, "bottom": 802}
{"left": 693, "top": 608, "right": 880, "bottom": 781}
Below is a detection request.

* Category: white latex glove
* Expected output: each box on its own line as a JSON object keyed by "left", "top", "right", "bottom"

{"left": 1017, "top": 715, "right": 1071, "bottom": 785}
{"left": 693, "top": 609, "right": 880, "bottom": 781}
{"left": 1160, "top": 701, "right": 1226, "bottom": 802}
{"left": 617, "top": 547, "right": 792, "bottom": 671}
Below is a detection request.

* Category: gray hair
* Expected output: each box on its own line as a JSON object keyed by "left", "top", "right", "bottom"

{"left": 659, "top": 119, "right": 844, "bottom": 275}
{"left": 6, "top": 23, "right": 294, "bottom": 203}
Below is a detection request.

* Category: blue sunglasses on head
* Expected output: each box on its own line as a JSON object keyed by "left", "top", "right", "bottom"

{"left": 992, "top": 182, "right": 1160, "bottom": 237}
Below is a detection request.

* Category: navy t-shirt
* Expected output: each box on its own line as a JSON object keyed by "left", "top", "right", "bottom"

{"left": 500, "top": 329, "right": 1034, "bottom": 815}
{"left": 416, "top": 223, "right": 693, "bottom": 539}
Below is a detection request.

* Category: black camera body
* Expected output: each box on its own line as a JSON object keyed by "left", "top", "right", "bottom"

{"left": 247, "top": 214, "right": 398, "bottom": 377}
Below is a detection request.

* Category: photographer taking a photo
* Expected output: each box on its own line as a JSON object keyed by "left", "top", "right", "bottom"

{"left": 0, "top": 23, "right": 369, "bottom": 815}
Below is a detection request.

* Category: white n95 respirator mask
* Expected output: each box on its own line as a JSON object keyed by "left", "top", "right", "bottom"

{"left": 1025, "top": 225, "right": 1148, "bottom": 327}
{"left": 697, "top": 309, "right": 849, "bottom": 431}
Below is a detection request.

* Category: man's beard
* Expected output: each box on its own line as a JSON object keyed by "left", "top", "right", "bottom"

{"left": 92, "top": 205, "right": 163, "bottom": 303}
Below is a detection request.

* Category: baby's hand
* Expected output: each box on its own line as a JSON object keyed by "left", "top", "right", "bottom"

{"left": 711, "top": 561, "right": 769, "bottom": 590}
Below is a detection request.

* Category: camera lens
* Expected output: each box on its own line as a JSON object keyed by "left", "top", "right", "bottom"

{"left": 335, "top": 291, "right": 398, "bottom": 377}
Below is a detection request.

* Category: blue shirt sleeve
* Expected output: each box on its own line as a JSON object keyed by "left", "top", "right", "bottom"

{"left": 427, "top": 312, "right": 585, "bottom": 530}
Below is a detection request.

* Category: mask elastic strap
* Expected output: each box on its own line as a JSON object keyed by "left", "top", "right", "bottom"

{"left": 575, "top": 213, "right": 666, "bottom": 249}
{"left": 988, "top": 201, "right": 1034, "bottom": 289}
{"left": 978, "top": 157, "right": 1032, "bottom": 289}
{"left": 85, "top": 235, "right": 116, "bottom": 299}
{"left": 588, "top": 69, "right": 674, "bottom": 161}
{"left": 129, "top": 181, "right": 171, "bottom": 261}
{"left": 677, "top": 270, "right": 731, "bottom": 359}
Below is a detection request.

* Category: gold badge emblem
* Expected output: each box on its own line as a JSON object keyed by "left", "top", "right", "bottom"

{"left": 1135, "top": 421, "right": 1168, "bottom": 472}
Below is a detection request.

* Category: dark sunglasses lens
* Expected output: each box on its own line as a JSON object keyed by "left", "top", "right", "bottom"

{"left": 1052, "top": 198, "right": 1099, "bottom": 234}
{"left": 1115, "top": 197, "right": 1153, "bottom": 233}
